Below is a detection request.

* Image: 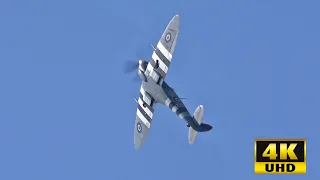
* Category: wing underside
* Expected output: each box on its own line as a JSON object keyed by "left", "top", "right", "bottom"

{"left": 145, "top": 15, "right": 180, "bottom": 81}
{"left": 134, "top": 15, "right": 180, "bottom": 150}
{"left": 134, "top": 85, "right": 155, "bottom": 149}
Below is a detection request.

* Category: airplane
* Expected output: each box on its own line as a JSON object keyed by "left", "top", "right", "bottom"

{"left": 126, "top": 14, "right": 213, "bottom": 150}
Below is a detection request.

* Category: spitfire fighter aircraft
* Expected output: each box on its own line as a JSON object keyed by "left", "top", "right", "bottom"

{"left": 127, "top": 15, "right": 213, "bottom": 150}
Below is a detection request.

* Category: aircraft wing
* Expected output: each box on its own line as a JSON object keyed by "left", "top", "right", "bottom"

{"left": 145, "top": 14, "right": 180, "bottom": 81}
{"left": 134, "top": 84, "right": 155, "bottom": 150}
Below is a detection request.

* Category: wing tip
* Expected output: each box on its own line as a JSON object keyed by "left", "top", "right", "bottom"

{"left": 168, "top": 14, "right": 180, "bottom": 30}
{"left": 135, "top": 144, "right": 140, "bottom": 150}
{"left": 173, "top": 14, "right": 180, "bottom": 22}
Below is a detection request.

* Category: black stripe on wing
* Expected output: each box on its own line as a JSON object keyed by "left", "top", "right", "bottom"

{"left": 155, "top": 48, "right": 170, "bottom": 67}
{"left": 137, "top": 104, "right": 152, "bottom": 122}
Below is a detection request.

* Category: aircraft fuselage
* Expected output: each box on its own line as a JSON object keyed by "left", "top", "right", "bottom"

{"left": 141, "top": 77, "right": 200, "bottom": 129}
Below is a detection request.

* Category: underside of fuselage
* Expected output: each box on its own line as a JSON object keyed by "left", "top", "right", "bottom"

{"left": 136, "top": 61, "right": 212, "bottom": 132}
{"left": 140, "top": 76, "right": 199, "bottom": 128}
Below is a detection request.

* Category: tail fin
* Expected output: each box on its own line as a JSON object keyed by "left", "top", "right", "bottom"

{"left": 188, "top": 105, "right": 212, "bottom": 144}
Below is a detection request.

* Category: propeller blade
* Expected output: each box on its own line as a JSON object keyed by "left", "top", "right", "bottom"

{"left": 123, "top": 60, "right": 139, "bottom": 74}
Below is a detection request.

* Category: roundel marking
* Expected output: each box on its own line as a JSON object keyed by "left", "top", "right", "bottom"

{"left": 137, "top": 122, "right": 142, "bottom": 133}
{"left": 165, "top": 32, "right": 171, "bottom": 42}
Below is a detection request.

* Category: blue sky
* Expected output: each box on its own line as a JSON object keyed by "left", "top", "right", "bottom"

{"left": 1, "top": 0, "right": 319, "bottom": 179}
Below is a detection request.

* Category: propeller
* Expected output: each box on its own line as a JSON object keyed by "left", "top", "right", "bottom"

{"left": 123, "top": 44, "right": 152, "bottom": 82}
{"left": 123, "top": 50, "right": 145, "bottom": 82}
{"left": 123, "top": 60, "right": 139, "bottom": 74}
{"left": 123, "top": 60, "right": 141, "bottom": 82}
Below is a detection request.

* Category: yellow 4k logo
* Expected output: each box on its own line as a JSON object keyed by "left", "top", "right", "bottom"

{"left": 263, "top": 143, "right": 298, "bottom": 160}
{"left": 254, "top": 139, "right": 306, "bottom": 174}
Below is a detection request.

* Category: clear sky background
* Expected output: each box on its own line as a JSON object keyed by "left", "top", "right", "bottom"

{"left": 1, "top": 0, "right": 319, "bottom": 179}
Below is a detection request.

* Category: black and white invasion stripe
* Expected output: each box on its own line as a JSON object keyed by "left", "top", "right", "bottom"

{"left": 136, "top": 87, "right": 155, "bottom": 128}
{"left": 164, "top": 98, "right": 192, "bottom": 121}
{"left": 146, "top": 41, "right": 173, "bottom": 81}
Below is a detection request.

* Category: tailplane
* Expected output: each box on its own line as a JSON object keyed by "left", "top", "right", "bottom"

{"left": 188, "top": 105, "right": 212, "bottom": 144}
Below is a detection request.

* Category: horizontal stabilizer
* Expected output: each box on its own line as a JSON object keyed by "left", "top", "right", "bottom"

{"left": 198, "top": 123, "right": 212, "bottom": 132}
{"left": 188, "top": 105, "right": 204, "bottom": 144}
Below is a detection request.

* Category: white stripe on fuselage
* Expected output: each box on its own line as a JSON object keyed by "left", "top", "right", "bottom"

{"left": 165, "top": 98, "right": 172, "bottom": 107}
{"left": 136, "top": 109, "right": 151, "bottom": 128}
{"left": 179, "top": 111, "right": 189, "bottom": 119}
{"left": 157, "top": 42, "right": 172, "bottom": 61}
{"left": 172, "top": 106, "right": 178, "bottom": 113}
